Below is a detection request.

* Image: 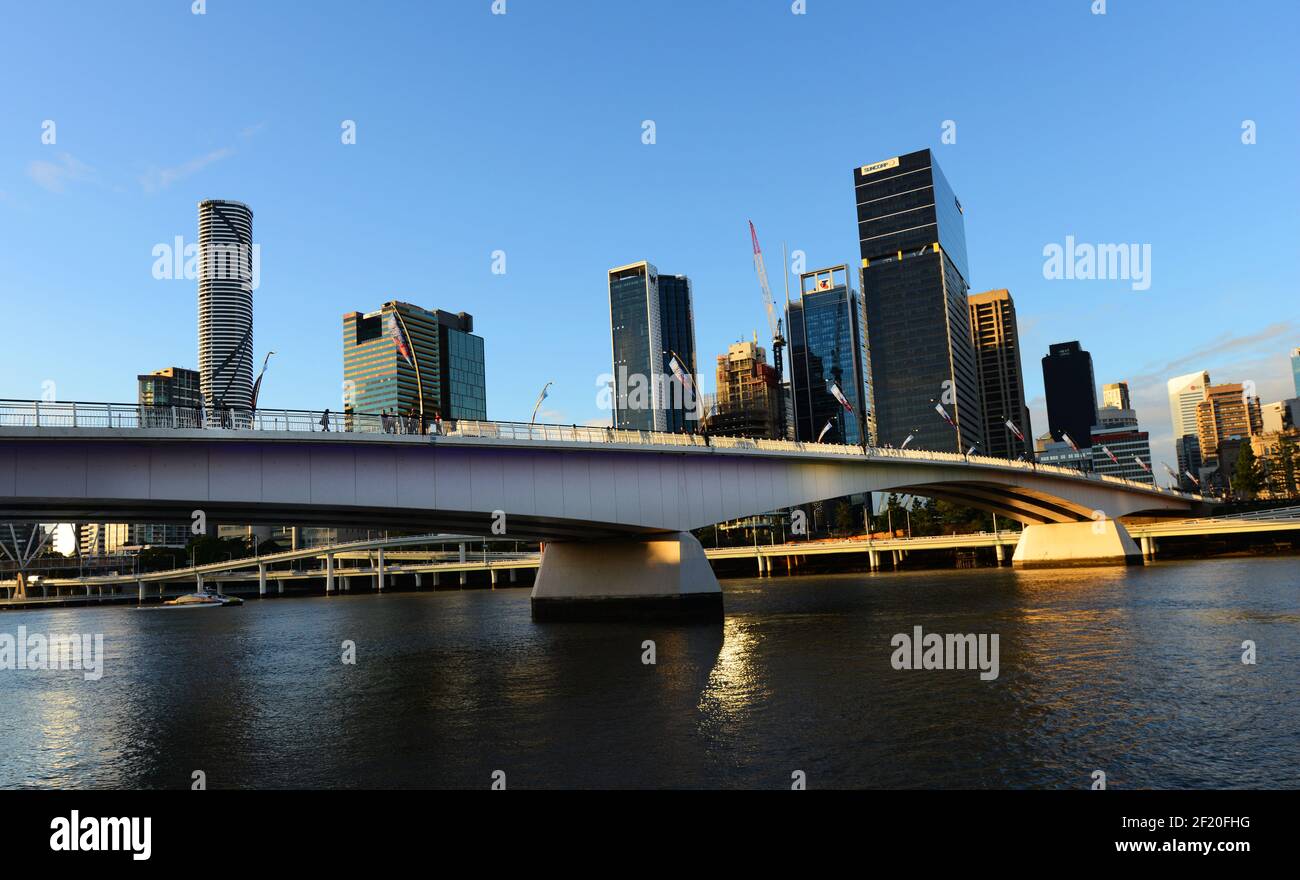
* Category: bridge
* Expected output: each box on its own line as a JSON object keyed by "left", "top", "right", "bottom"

{"left": 0, "top": 399, "right": 1205, "bottom": 620}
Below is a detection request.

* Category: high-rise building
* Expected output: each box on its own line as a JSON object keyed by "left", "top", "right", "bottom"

{"left": 1102, "top": 381, "right": 1131, "bottom": 410}
{"left": 1090, "top": 422, "right": 1154, "bottom": 484}
{"left": 1041, "top": 341, "right": 1097, "bottom": 447}
{"left": 710, "top": 338, "right": 780, "bottom": 439}
{"left": 854, "top": 148, "right": 982, "bottom": 452}
{"left": 138, "top": 366, "right": 202, "bottom": 426}
{"left": 1175, "top": 435, "right": 1202, "bottom": 486}
{"left": 787, "top": 265, "right": 870, "bottom": 445}
{"left": 197, "top": 199, "right": 255, "bottom": 411}
{"left": 1292, "top": 347, "right": 1300, "bottom": 397}
{"left": 1196, "top": 382, "right": 1263, "bottom": 464}
{"left": 1261, "top": 398, "right": 1299, "bottom": 434}
{"left": 1096, "top": 405, "right": 1138, "bottom": 428}
{"left": 342, "top": 301, "right": 486, "bottom": 425}
{"left": 608, "top": 261, "right": 697, "bottom": 432}
{"left": 1034, "top": 432, "right": 1092, "bottom": 473}
{"left": 1167, "top": 370, "right": 1210, "bottom": 439}
{"left": 967, "top": 289, "right": 1032, "bottom": 458}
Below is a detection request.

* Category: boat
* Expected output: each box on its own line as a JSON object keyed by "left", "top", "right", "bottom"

{"left": 161, "top": 589, "right": 244, "bottom": 608}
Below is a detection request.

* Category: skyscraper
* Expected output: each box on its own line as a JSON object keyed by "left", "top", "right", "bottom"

{"left": 855, "top": 149, "right": 982, "bottom": 452}
{"left": 197, "top": 199, "right": 255, "bottom": 411}
{"left": 1167, "top": 370, "right": 1210, "bottom": 439}
{"left": 1196, "top": 382, "right": 1263, "bottom": 464}
{"left": 1041, "top": 341, "right": 1097, "bottom": 447}
{"left": 787, "top": 265, "right": 870, "bottom": 445}
{"left": 1292, "top": 347, "right": 1300, "bottom": 397}
{"left": 342, "top": 301, "right": 486, "bottom": 424}
{"left": 608, "top": 261, "right": 697, "bottom": 432}
{"left": 1102, "top": 381, "right": 1131, "bottom": 410}
{"left": 967, "top": 289, "right": 1032, "bottom": 458}
{"left": 710, "top": 338, "right": 780, "bottom": 439}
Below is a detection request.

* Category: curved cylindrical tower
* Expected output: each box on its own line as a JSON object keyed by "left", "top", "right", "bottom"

{"left": 197, "top": 199, "right": 254, "bottom": 410}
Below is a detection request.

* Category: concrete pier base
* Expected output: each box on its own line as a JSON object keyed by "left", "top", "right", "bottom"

{"left": 531, "top": 531, "right": 722, "bottom": 623}
{"left": 1012, "top": 520, "right": 1143, "bottom": 568}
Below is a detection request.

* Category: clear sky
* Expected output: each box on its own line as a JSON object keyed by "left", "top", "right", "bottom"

{"left": 1, "top": 0, "right": 1297, "bottom": 473}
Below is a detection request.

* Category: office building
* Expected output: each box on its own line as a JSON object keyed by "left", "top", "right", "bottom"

{"left": 787, "top": 265, "right": 870, "bottom": 445}
{"left": 967, "top": 289, "right": 1032, "bottom": 458}
{"left": 1292, "top": 347, "right": 1300, "bottom": 397}
{"left": 710, "top": 338, "right": 780, "bottom": 439}
{"left": 1261, "top": 399, "right": 1299, "bottom": 434}
{"left": 138, "top": 366, "right": 202, "bottom": 426}
{"left": 1096, "top": 405, "right": 1138, "bottom": 429}
{"left": 1090, "top": 425, "right": 1154, "bottom": 484}
{"left": 197, "top": 199, "right": 255, "bottom": 410}
{"left": 1196, "top": 382, "right": 1263, "bottom": 464}
{"left": 1102, "top": 381, "right": 1131, "bottom": 410}
{"left": 608, "top": 261, "right": 698, "bottom": 432}
{"left": 343, "top": 301, "right": 486, "bottom": 425}
{"left": 1041, "top": 341, "right": 1097, "bottom": 447}
{"left": 854, "top": 149, "right": 982, "bottom": 452}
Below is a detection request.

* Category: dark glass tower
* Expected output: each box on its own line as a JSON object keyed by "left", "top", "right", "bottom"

{"left": 854, "top": 149, "right": 983, "bottom": 452}
{"left": 787, "top": 265, "right": 870, "bottom": 446}
{"left": 608, "top": 261, "right": 697, "bottom": 432}
{"left": 968, "top": 289, "right": 1032, "bottom": 458}
{"left": 1041, "top": 340, "right": 1098, "bottom": 447}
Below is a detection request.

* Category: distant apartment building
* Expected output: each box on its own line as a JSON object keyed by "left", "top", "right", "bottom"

{"left": 197, "top": 199, "right": 255, "bottom": 410}
{"left": 343, "top": 301, "right": 486, "bottom": 427}
{"left": 967, "top": 289, "right": 1031, "bottom": 458}
{"left": 138, "top": 366, "right": 202, "bottom": 427}
{"left": 1101, "top": 381, "right": 1131, "bottom": 410}
{"left": 1196, "top": 382, "right": 1263, "bottom": 464}
{"left": 1041, "top": 341, "right": 1097, "bottom": 447}
{"left": 787, "top": 265, "right": 870, "bottom": 445}
{"left": 709, "top": 338, "right": 780, "bottom": 439}
{"left": 854, "top": 148, "right": 981, "bottom": 452}
{"left": 608, "top": 262, "right": 698, "bottom": 432}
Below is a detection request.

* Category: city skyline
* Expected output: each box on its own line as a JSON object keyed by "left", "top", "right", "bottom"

{"left": 1, "top": 2, "right": 1296, "bottom": 477}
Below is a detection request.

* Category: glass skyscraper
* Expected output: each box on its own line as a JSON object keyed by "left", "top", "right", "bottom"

{"left": 342, "top": 301, "right": 486, "bottom": 425}
{"left": 787, "top": 265, "right": 870, "bottom": 446}
{"left": 608, "top": 261, "right": 698, "bottom": 432}
{"left": 968, "top": 289, "right": 1032, "bottom": 458}
{"left": 854, "top": 149, "right": 982, "bottom": 453}
{"left": 1041, "top": 340, "right": 1098, "bottom": 447}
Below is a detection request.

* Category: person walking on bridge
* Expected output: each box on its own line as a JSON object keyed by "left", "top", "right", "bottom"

{"left": 320, "top": 408, "right": 331, "bottom": 432}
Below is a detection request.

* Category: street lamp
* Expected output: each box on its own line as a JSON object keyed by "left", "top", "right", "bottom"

{"left": 530, "top": 381, "right": 553, "bottom": 425}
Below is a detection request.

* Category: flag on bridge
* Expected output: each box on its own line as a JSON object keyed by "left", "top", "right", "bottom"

{"left": 668, "top": 351, "right": 703, "bottom": 421}
{"left": 1061, "top": 431, "right": 1079, "bottom": 452}
{"left": 1183, "top": 469, "right": 1201, "bottom": 488}
{"left": 1133, "top": 456, "right": 1151, "bottom": 473}
{"left": 1101, "top": 444, "right": 1120, "bottom": 465}
{"left": 829, "top": 383, "right": 854, "bottom": 414}
{"left": 934, "top": 402, "right": 955, "bottom": 428}
{"left": 900, "top": 433, "right": 914, "bottom": 449}
{"left": 817, "top": 420, "right": 833, "bottom": 443}
{"left": 387, "top": 313, "right": 413, "bottom": 365}
{"left": 1005, "top": 419, "right": 1024, "bottom": 441}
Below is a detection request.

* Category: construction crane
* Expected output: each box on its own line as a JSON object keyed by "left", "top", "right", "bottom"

{"left": 748, "top": 220, "right": 787, "bottom": 439}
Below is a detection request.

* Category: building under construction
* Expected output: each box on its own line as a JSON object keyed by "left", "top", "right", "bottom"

{"left": 708, "top": 338, "right": 781, "bottom": 439}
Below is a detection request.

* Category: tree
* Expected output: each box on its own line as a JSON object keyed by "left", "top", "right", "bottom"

{"left": 1232, "top": 441, "right": 1262, "bottom": 500}
{"left": 1277, "top": 434, "right": 1298, "bottom": 499}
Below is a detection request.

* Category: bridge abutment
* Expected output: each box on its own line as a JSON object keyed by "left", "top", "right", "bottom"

{"left": 531, "top": 532, "right": 723, "bottom": 623}
{"left": 1012, "top": 520, "right": 1143, "bottom": 568}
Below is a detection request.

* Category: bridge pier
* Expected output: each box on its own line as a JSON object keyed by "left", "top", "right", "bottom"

{"left": 994, "top": 544, "right": 1006, "bottom": 565}
{"left": 1012, "top": 520, "right": 1143, "bottom": 567}
{"left": 377, "top": 548, "right": 385, "bottom": 593}
{"left": 137, "top": 579, "right": 144, "bottom": 604}
{"left": 325, "top": 553, "right": 335, "bottom": 593}
{"left": 490, "top": 569, "right": 498, "bottom": 588}
{"left": 432, "top": 571, "right": 440, "bottom": 587}
{"left": 258, "top": 563, "right": 267, "bottom": 596}
{"left": 1139, "top": 536, "right": 1158, "bottom": 561}
{"left": 532, "top": 532, "right": 722, "bottom": 623}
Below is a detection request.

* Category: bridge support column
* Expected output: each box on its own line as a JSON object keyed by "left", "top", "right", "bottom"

{"left": 490, "top": 569, "right": 498, "bottom": 588}
{"left": 258, "top": 564, "right": 267, "bottom": 596}
{"left": 531, "top": 532, "right": 722, "bottom": 623}
{"left": 415, "top": 573, "right": 423, "bottom": 589}
{"left": 994, "top": 544, "right": 1006, "bottom": 565}
{"left": 509, "top": 568, "right": 517, "bottom": 584}
{"left": 325, "top": 554, "right": 335, "bottom": 593}
{"left": 459, "top": 571, "right": 466, "bottom": 586}
{"left": 376, "top": 548, "right": 385, "bottom": 593}
{"left": 1012, "top": 520, "right": 1143, "bottom": 568}
{"left": 196, "top": 573, "right": 204, "bottom": 593}
{"left": 137, "top": 579, "right": 145, "bottom": 604}
{"left": 432, "top": 571, "right": 440, "bottom": 587}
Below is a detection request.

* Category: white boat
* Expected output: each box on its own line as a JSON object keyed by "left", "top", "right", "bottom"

{"left": 161, "top": 589, "right": 244, "bottom": 608}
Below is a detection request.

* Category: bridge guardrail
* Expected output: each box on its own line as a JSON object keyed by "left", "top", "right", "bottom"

{"left": 0, "top": 399, "right": 1201, "bottom": 503}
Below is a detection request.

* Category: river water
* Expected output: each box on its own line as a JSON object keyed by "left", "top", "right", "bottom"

{"left": 2, "top": 557, "right": 1297, "bottom": 789}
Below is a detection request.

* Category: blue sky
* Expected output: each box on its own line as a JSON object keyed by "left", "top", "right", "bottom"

{"left": 1, "top": 0, "right": 1297, "bottom": 471}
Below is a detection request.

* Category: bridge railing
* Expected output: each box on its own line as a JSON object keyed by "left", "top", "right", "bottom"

{"left": 0, "top": 399, "right": 1200, "bottom": 501}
